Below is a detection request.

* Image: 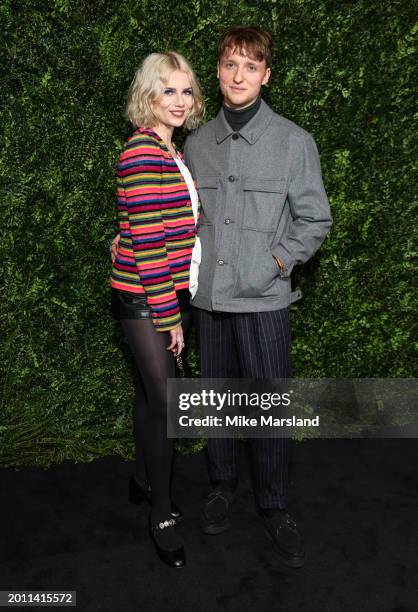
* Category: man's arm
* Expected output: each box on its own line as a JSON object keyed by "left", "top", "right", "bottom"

{"left": 271, "top": 132, "right": 332, "bottom": 277}
{"left": 183, "top": 135, "right": 194, "bottom": 175}
{"left": 110, "top": 234, "right": 120, "bottom": 262}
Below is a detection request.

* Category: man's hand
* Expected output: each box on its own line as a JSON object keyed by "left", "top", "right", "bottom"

{"left": 110, "top": 234, "right": 121, "bottom": 263}
{"left": 167, "top": 324, "right": 185, "bottom": 356}
{"left": 273, "top": 254, "right": 285, "bottom": 273}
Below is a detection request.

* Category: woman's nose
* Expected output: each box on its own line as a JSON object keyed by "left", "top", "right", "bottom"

{"left": 174, "top": 93, "right": 185, "bottom": 107}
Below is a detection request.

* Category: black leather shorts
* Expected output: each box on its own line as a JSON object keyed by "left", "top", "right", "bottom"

{"left": 111, "top": 288, "right": 191, "bottom": 320}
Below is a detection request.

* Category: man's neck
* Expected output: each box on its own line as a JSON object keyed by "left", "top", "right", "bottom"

{"left": 222, "top": 96, "right": 262, "bottom": 132}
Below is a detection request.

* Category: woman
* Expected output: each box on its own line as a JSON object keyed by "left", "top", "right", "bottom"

{"left": 110, "top": 52, "right": 204, "bottom": 568}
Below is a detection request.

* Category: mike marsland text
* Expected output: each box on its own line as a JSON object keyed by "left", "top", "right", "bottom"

{"left": 178, "top": 415, "right": 320, "bottom": 428}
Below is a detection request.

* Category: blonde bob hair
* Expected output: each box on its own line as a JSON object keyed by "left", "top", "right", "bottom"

{"left": 126, "top": 52, "right": 204, "bottom": 130}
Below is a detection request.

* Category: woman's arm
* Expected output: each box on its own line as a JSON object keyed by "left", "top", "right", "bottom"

{"left": 118, "top": 136, "right": 181, "bottom": 332}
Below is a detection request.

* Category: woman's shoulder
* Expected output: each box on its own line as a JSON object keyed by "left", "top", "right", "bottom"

{"left": 120, "top": 128, "right": 164, "bottom": 162}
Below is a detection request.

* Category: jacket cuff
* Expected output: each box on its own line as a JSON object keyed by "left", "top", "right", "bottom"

{"left": 153, "top": 310, "right": 182, "bottom": 332}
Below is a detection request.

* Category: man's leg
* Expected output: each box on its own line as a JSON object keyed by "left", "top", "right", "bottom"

{"left": 232, "top": 307, "right": 291, "bottom": 510}
{"left": 193, "top": 307, "right": 240, "bottom": 482}
{"left": 193, "top": 307, "right": 240, "bottom": 534}
{"left": 232, "top": 307, "right": 304, "bottom": 567}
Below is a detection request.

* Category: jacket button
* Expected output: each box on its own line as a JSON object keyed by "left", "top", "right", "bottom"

{"left": 232, "top": 133, "right": 239, "bottom": 140}
{"left": 224, "top": 218, "right": 231, "bottom": 224}
{"left": 218, "top": 259, "right": 224, "bottom": 265}
{"left": 228, "top": 175, "right": 235, "bottom": 182}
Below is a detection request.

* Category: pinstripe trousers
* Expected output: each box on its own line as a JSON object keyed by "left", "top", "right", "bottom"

{"left": 193, "top": 306, "right": 292, "bottom": 509}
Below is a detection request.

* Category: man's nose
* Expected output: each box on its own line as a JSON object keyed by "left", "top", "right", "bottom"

{"left": 233, "top": 67, "right": 244, "bottom": 83}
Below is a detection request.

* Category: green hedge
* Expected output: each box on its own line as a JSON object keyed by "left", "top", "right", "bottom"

{"left": 0, "top": 0, "right": 416, "bottom": 467}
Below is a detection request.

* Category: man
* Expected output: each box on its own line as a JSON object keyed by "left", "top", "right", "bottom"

{"left": 183, "top": 26, "right": 332, "bottom": 568}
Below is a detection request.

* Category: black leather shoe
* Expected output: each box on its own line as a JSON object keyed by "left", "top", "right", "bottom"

{"left": 128, "top": 477, "right": 183, "bottom": 520}
{"left": 262, "top": 510, "right": 305, "bottom": 568}
{"left": 149, "top": 517, "right": 185, "bottom": 568}
{"left": 201, "top": 483, "right": 236, "bottom": 535}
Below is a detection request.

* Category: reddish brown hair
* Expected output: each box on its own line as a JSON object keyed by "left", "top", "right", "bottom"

{"left": 218, "top": 26, "right": 273, "bottom": 67}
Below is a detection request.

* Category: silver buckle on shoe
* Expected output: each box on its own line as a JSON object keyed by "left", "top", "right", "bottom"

{"left": 158, "top": 518, "right": 176, "bottom": 530}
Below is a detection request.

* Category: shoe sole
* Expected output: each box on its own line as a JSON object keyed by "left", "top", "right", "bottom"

{"left": 264, "top": 528, "right": 305, "bottom": 569}
{"left": 149, "top": 533, "right": 186, "bottom": 568}
{"left": 201, "top": 493, "right": 236, "bottom": 535}
{"left": 155, "top": 548, "right": 186, "bottom": 568}
{"left": 201, "top": 517, "right": 231, "bottom": 535}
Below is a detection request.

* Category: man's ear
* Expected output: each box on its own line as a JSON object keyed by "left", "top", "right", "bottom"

{"left": 216, "top": 62, "right": 220, "bottom": 79}
{"left": 262, "top": 67, "right": 271, "bottom": 86}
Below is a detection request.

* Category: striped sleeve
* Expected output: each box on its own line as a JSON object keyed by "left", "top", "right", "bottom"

{"left": 117, "top": 137, "right": 181, "bottom": 332}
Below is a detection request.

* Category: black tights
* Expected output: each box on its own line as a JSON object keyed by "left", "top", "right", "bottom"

{"left": 121, "top": 311, "right": 191, "bottom": 523}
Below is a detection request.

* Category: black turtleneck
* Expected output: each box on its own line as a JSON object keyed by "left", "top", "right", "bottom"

{"left": 222, "top": 96, "right": 262, "bottom": 133}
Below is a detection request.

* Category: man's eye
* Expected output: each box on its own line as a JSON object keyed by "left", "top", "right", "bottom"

{"left": 248, "top": 65, "right": 256, "bottom": 71}
{"left": 225, "top": 63, "right": 234, "bottom": 68}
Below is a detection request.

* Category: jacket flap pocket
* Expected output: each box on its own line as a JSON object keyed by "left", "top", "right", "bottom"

{"left": 244, "top": 178, "right": 285, "bottom": 193}
{"left": 197, "top": 175, "right": 219, "bottom": 189}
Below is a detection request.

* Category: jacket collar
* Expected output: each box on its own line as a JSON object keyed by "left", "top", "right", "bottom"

{"left": 214, "top": 98, "right": 274, "bottom": 145}
{"left": 137, "top": 126, "right": 180, "bottom": 157}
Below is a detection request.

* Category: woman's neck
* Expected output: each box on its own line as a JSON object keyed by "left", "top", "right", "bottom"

{"left": 152, "top": 123, "right": 176, "bottom": 156}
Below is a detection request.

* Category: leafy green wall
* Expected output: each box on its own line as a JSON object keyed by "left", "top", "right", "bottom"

{"left": 1, "top": 0, "right": 416, "bottom": 467}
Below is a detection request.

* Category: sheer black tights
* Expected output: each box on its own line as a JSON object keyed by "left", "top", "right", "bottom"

{"left": 121, "top": 313, "right": 191, "bottom": 524}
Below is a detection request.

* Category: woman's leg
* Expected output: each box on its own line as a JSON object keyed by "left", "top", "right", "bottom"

{"left": 131, "top": 375, "right": 149, "bottom": 488}
{"left": 121, "top": 311, "right": 192, "bottom": 526}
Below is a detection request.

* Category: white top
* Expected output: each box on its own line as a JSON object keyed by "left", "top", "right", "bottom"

{"left": 174, "top": 156, "right": 199, "bottom": 225}
{"left": 173, "top": 156, "right": 201, "bottom": 298}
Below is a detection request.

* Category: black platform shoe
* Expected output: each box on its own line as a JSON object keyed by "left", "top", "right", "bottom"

{"left": 201, "top": 482, "right": 236, "bottom": 534}
{"left": 149, "top": 517, "right": 186, "bottom": 568}
{"left": 128, "top": 477, "right": 183, "bottom": 520}
{"left": 262, "top": 510, "right": 305, "bottom": 568}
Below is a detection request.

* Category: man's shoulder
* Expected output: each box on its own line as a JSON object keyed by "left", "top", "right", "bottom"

{"left": 184, "top": 104, "right": 315, "bottom": 150}
{"left": 185, "top": 117, "right": 217, "bottom": 147}
{"left": 266, "top": 105, "right": 312, "bottom": 142}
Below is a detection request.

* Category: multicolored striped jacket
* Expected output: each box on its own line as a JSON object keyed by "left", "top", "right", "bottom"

{"left": 110, "top": 127, "right": 196, "bottom": 332}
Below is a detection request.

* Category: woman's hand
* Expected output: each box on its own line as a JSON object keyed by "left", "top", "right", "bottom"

{"left": 167, "top": 324, "right": 185, "bottom": 356}
{"left": 110, "top": 234, "right": 121, "bottom": 263}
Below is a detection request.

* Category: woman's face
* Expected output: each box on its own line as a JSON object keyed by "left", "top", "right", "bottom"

{"left": 153, "top": 70, "right": 194, "bottom": 130}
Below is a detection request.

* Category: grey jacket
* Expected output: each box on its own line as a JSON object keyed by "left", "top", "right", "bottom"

{"left": 184, "top": 99, "right": 332, "bottom": 313}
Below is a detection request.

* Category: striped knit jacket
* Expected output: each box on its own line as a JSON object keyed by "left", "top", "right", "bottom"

{"left": 110, "top": 127, "right": 197, "bottom": 332}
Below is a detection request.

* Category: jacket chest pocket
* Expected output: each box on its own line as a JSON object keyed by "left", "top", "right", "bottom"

{"left": 196, "top": 175, "right": 219, "bottom": 225}
{"left": 243, "top": 178, "right": 286, "bottom": 231}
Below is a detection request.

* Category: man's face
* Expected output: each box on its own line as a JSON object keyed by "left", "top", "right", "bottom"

{"left": 217, "top": 47, "right": 271, "bottom": 110}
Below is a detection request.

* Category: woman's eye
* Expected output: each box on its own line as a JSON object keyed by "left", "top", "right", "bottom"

{"left": 184, "top": 89, "right": 193, "bottom": 96}
{"left": 163, "top": 89, "right": 174, "bottom": 95}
